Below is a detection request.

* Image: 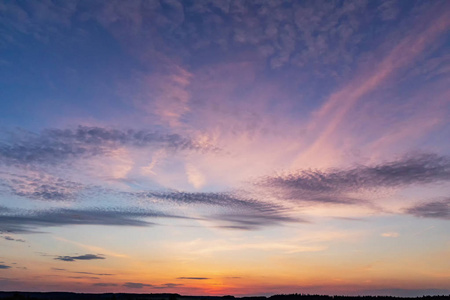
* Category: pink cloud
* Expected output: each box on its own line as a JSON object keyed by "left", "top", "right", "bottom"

{"left": 293, "top": 7, "right": 450, "bottom": 168}
{"left": 136, "top": 64, "right": 193, "bottom": 128}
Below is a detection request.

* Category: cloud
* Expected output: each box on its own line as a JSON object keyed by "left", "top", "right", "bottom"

{"left": 0, "top": 155, "right": 445, "bottom": 233}
{"left": 177, "top": 277, "right": 209, "bottom": 280}
{"left": 1, "top": 236, "right": 25, "bottom": 242}
{"left": 93, "top": 283, "right": 117, "bottom": 287}
{"left": 123, "top": 282, "right": 153, "bottom": 289}
{"left": 135, "top": 190, "right": 300, "bottom": 229}
{"left": 212, "top": 213, "right": 304, "bottom": 231}
{"left": 0, "top": 1, "right": 77, "bottom": 46}
{"left": 185, "top": 164, "right": 206, "bottom": 189}
{"left": 139, "top": 66, "right": 193, "bottom": 128}
{"left": 381, "top": 232, "right": 399, "bottom": 238}
{"left": 68, "top": 0, "right": 447, "bottom": 81}
{"left": 0, "top": 189, "right": 296, "bottom": 232}
{"left": 0, "top": 126, "right": 217, "bottom": 166}
{"left": 0, "top": 265, "right": 11, "bottom": 269}
{"left": 137, "top": 190, "right": 282, "bottom": 213}
{"left": 54, "top": 254, "right": 105, "bottom": 262}
{"left": 293, "top": 6, "right": 450, "bottom": 168}
{"left": 51, "top": 268, "right": 114, "bottom": 276}
{"left": 0, "top": 207, "right": 177, "bottom": 233}
{"left": 1, "top": 172, "right": 83, "bottom": 201}
{"left": 406, "top": 199, "right": 450, "bottom": 220}
{"left": 257, "top": 154, "right": 450, "bottom": 203}
{"left": 53, "top": 236, "right": 129, "bottom": 258}
{"left": 377, "top": 0, "right": 400, "bottom": 21}
{"left": 73, "top": 271, "right": 112, "bottom": 276}
{"left": 154, "top": 283, "right": 183, "bottom": 289}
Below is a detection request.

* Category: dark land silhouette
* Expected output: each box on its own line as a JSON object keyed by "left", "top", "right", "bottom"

{"left": 0, "top": 293, "right": 449, "bottom": 300}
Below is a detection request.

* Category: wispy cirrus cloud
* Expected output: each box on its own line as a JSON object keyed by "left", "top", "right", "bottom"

{"left": 293, "top": 5, "right": 450, "bottom": 168}
{"left": 137, "top": 65, "right": 193, "bottom": 128}
{"left": 54, "top": 254, "right": 105, "bottom": 262}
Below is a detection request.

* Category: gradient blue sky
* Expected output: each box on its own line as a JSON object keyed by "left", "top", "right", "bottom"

{"left": 0, "top": 0, "right": 450, "bottom": 296}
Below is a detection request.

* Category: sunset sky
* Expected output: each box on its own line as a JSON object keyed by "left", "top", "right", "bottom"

{"left": 0, "top": 0, "right": 450, "bottom": 297}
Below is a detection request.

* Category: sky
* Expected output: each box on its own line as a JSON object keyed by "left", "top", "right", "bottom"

{"left": 0, "top": 0, "right": 449, "bottom": 297}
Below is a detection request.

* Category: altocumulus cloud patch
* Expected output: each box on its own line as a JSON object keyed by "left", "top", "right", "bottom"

{"left": 256, "top": 153, "right": 450, "bottom": 204}
{"left": 0, "top": 126, "right": 217, "bottom": 166}
{"left": 1, "top": 172, "right": 84, "bottom": 201}
{"left": 406, "top": 199, "right": 450, "bottom": 220}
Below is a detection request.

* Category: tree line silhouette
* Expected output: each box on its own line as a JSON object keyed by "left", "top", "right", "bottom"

{"left": 0, "top": 293, "right": 449, "bottom": 300}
